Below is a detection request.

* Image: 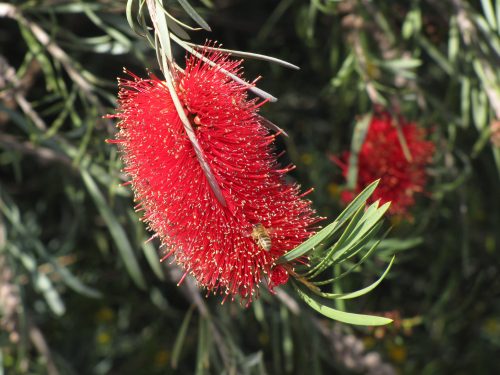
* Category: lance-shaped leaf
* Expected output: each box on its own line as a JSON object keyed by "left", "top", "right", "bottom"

{"left": 311, "top": 236, "right": 385, "bottom": 286}
{"left": 176, "top": 0, "right": 211, "bottom": 31}
{"left": 81, "top": 170, "right": 147, "bottom": 290}
{"left": 313, "top": 255, "right": 395, "bottom": 300}
{"left": 294, "top": 284, "right": 393, "bottom": 326}
{"left": 346, "top": 113, "right": 372, "bottom": 189}
{"left": 278, "top": 179, "right": 380, "bottom": 264}
{"left": 306, "top": 201, "right": 390, "bottom": 278}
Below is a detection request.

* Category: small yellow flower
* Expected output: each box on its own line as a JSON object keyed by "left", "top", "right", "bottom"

{"left": 389, "top": 214, "right": 404, "bottom": 227}
{"left": 96, "top": 307, "right": 114, "bottom": 322}
{"left": 97, "top": 331, "right": 111, "bottom": 345}
{"left": 327, "top": 183, "right": 341, "bottom": 198}
{"left": 300, "top": 153, "right": 314, "bottom": 165}
{"left": 362, "top": 336, "right": 376, "bottom": 350}
{"left": 485, "top": 235, "right": 496, "bottom": 254}
{"left": 365, "top": 60, "right": 381, "bottom": 80}
{"left": 482, "top": 318, "right": 500, "bottom": 335}
{"left": 258, "top": 332, "right": 269, "bottom": 346}
{"left": 387, "top": 343, "right": 407, "bottom": 364}
{"left": 154, "top": 350, "right": 170, "bottom": 367}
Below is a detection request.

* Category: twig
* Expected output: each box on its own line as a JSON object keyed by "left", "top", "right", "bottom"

{"left": 0, "top": 133, "right": 73, "bottom": 168}
{"left": 164, "top": 263, "right": 232, "bottom": 368}
{"left": 27, "top": 318, "right": 61, "bottom": 375}
{"left": 0, "top": 3, "right": 113, "bottom": 127}
{"left": 274, "top": 288, "right": 300, "bottom": 315}
{"left": 0, "top": 55, "right": 47, "bottom": 131}
{"left": 1, "top": 5, "right": 91, "bottom": 99}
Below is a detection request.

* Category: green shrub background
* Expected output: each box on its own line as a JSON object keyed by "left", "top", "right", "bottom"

{"left": 1, "top": 0, "right": 499, "bottom": 374}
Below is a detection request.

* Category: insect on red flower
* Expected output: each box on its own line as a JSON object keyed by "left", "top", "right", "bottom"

{"left": 108, "top": 50, "right": 319, "bottom": 304}
{"left": 333, "top": 112, "right": 435, "bottom": 217}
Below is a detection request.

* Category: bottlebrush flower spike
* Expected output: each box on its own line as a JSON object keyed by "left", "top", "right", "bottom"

{"left": 109, "top": 51, "right": 319, "bottom": 304}
{"left": 333, "top": 112, "right": 435, "bottom": 216}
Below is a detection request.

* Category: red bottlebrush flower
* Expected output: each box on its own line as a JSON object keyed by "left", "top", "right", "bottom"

{"left": 109, "top": 52, "right": 318, "bottom": 303}
{"left": 334, "top": 112, "right": 435, "bottom": 216}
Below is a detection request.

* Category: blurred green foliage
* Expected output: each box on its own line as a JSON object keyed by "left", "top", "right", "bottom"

{"left": 1, "top": 0, "right": 500, "bottom": 374}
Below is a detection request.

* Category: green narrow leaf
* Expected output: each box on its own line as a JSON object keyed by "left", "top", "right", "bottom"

{"left": 316, "top": 256, "right": 395, "bottom": 300}
{"left": 375, "top": 237, "right": 423, "bottom": 253}
{"left": 334, "top": 179, "right": 380, "bottom": 224}
{"left": 8, "top": 245, "right": 65, "bottom": 316}
{"left": 187, "top": 43, "right": 299, "bottom": 70}
{"left": 256, "top": 0, "right": 295, "bottom": 42}
{"left": 306, "top": 201, "right": 389, "bottom": 278}
{"left": 176, "top": 0, "right": 211, "bottom": 31}
{"left": 74, "top": 116, "right": 96, "bottom": 167}
{"left": 471, "top": 85, "right": 488, "bottom": 131}
{"left": 45, "top": 88, "right": 78, "bottom": 138}
{"left": 417, "top": 35, "right": 454, "bottom": 75}
{"left": 153, "top": 5, "right": 173, "bottom": 69}
{"left": 170, "top": 33, "right": 278, "bottom": 102}
{"left": 0, "top": 104, "right": 32, "bottom": 133}
{"left": 313, "top": 237, "right": 384, "bottom": 286}
{"left": 448, "top": 16, "right": 460, "bottom": 62}
{"left": 19, "top": 26, "right": 63, "bottom": 95}
{"left": 342, "top": 202, "right": 390, "bottom": 249}
{"left": 126, "top": 0, "right": 139, "bottom": 34}
{"left": 306, "top": 205, "right": 367, "bottom": 278}
{"left": 347, "top": 113, "right": 372, "bottom": 189}
{"left": 481, "top": 0, "right": 498, "bottom": 30}
{"left": 200, "top": 0, "right": 214, "bottom": 8}
{"left": 331, "top": 53, "right": 354, "bottom": 87}
{"left": 402, "top": 7, "right": 421, "bottom": 39}
{"left": 492, "top": 146, "right": 500, "bottom": 179}
{"left": 497, "top": 0, "right": 500, "bottom": 33}
{"left": 330, "top": 221, "right": 385, "bottom": 267}
{"left": 83, "top": 6, "right": 132, "bottom": 49}
{"left": 271, "top": 310, "right": 282, "bottom": 374}
{"left": 278, "top": 179, "right": 380, "bottom": 263}
{"left": 41, "top": 255, "right": 102, "bottom": 299}
{"left": 379, "top": 58, "right": 422, "bottom": 70}
{"left": 461, "top": 77, "right": 471, "bottom": 128}
{"left": 35, "top": 272, "right": 66, "bottom": 316}
{"left": 311, "top": 329, "right": 322, "bottom": 375}
{"left": 473, "top": 113, "right": 499, "bottom": 156}
{"left": 294, "top": 285, "right": 392, "bottom": 326}
{"left": 281, "top": 306, "right": 293, "bottom": 373}
{"left": 278, "top": 220, "right": 340, "bottom": 264}
{"left": 149, "top": 287, "right": 170, "bottom": 311}
{"left": 81, "top": 170, "right": 146, "bottom": 290}
{"left": 252, "top": 299, "right": 267, "bottom": 330}
{"left": 241, "top": 352, "right": 266, "bottom": 372}
{"left": 171, "top": 305, "right": 195, "bottom": 369}
{"left": 142, "top": 240, "right": 165, "bottom": 281}
{"left": 1, "top": 191, "right": 102, "bottom": 299}
{"left": 402, "top": 9, "right": 414, "bottom": 39}
{"left": 195, "top": 314, "right": 211, "bottom": 375}
{"left": 472, "top": 14, "right": 500, "bottom": 54}
{"left": 332, "top": 264, "right": 345, "bottom": 311}
{"left": 166, "top": 16, "right": 191, "bottom": 40}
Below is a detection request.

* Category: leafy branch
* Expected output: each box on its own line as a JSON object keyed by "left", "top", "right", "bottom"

{"left": 279, "top": 180, "right": 394, "bottom": 326}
